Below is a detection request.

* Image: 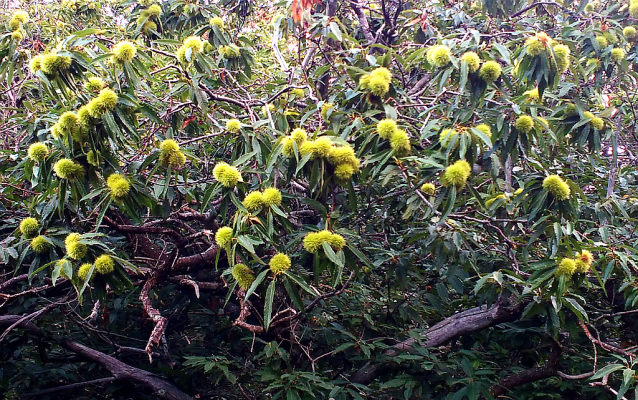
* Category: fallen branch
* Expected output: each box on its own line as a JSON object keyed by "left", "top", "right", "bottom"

{"left": 0, "top": 273, "right": 29, "bottom": 291}
{"left": 233, "top": 289, "right": 264, "bottom": 334}
{"left": 393, "top": 296, "right": 526, "bottom": 353}
{"left": 140, "top": 276, "right": 168, "bottom": 362}
{"left": 0, "top": 294, "right": 72, "bottom": 342}
{"left": 168, "top": 275, "right": 222, "bottom": 298}
{"left": 103, "top": 215, "right": 183, "bottom": 242}
{"left": 0, "top": 315, "right": 43, "bottom": 337}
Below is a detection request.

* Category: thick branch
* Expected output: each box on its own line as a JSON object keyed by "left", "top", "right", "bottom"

{"left": 0, "top": 273, "right": 29, "bottom": 292}
{"left": 0, "top": 316, "right": 193, "bottom": 400}
{"left": 168, "top": 275, "right": 222, "bottom": 298}
{"left": 407, "top": 73, "right": 432, "bottom": 97}
{"left": 0, "top": 315, "right": 44, "bottom": 337}
{"left": 491, "top": 365, "right": 557, "bottom": 396}
{"left": 104, "top": 215, "right": 162, "bottom": 260}
{"left": 175, "top": 245, "right": 218, "bottom": 269}
{"left": 0, "top": 295, "right": 71, "bottom": 342}
{"left": 580, "top": 320, "right": 636, "bottom": 358}
{"left": 393, "top": 296, "right": 526, "bottom": 352}
{"left": 233, "top": 290, "right": 265, "bottom": 334}
{"left": 0, "top": 275, "right": 59, "bottom": 298}
{"left": 140, "top": 276, "right": 168, "bottom": 361}
{"left": 60, "top": 339, "right": 193, "bottom": 400}
{"left": 491, "top": 347, "right": 561, "bottom": 396}
{"left": 140, "top": 249, "right": 180, "bottom": 360}
{"left": 103, "top": 216, "right": 183, "bottom": 242}
{"left": 351, "top": 297, "right": 527, "bottom": 384}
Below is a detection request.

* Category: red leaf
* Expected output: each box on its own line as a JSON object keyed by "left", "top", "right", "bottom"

{"left": 182, "top": 116, "right": 197, "bottom": 129}
{"left": 292, "top": 0, "right": 321, "bottom": 23}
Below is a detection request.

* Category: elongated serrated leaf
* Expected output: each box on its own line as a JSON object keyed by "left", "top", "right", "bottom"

{"left": 244, "top": 269, "right": 268, "bottom": 300}
{"left": 263, "top": 279, "right": 276, "bottom": 331}
{"left": 283, "top": 276, "right": 305, "bottom": 313}
{"left": 236, "top": 235, "right": 256, "bottom": 254}
{"left": 591, "top": 364, "right": 625, "bottom": 380}
{"left": 284, "top": 271, "right": 319, "bottom": 296}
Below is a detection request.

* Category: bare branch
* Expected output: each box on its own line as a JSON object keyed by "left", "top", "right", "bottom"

{"left": 580, "top": 320, "right": 636, "bottom": 359}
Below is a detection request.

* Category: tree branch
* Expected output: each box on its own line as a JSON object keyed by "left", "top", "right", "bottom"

{"left": 510, "top": 2, "right": 568, "bottom": 18}
{"left": 491, "top": 345, "right": 561, "bottom": 396}
{"left": 351, "top": 296, "right": 528, "bottom": 384}
{"left": 104, "top": 215, "right": 183, "bottom": 242}
{"left": 393, "top": 296, "right": 526, "bottom": 352}
{"left": 0, "top": 316, "right": 193, "bottom": 400}
{"left": 349, "top": 0, "right": 375, "bottom": 44}
{"left": 580, "top": 320, "right": 636, "bottom": 358}
{"left": 175, "top": 244, "right": 218, "bottom": 269}
{"left": 60, "top": 338, "right": 193, "bottom": 400}
{"left": 21, "top": 378, "right": 116, "bottom": 397}
{"left": 0, "top": 273, "right": 29, "bottom": 292}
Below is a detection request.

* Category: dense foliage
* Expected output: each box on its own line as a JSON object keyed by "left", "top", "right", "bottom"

{"left": 1, "top": 0, "right": 638, "bottom": 399}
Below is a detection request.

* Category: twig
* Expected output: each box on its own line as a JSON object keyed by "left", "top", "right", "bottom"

{"left": 580, "top": 320, "right": 635, "bottom": 359}
{"left": 510, "top": 2, "right": 568, "bottom": 18}
{"left": 21, "top": 377, "right": 116, "bottom": 397}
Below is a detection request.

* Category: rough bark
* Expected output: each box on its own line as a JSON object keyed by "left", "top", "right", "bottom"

{"left": 350, "top": 296, "right": 527, "bottom": 384}
{"left": 0, "top": 316, "right": 193, "bottom": 400}
{"left": 60, "top": 339, "right": 193, "bottom": 400}
{"left": 175, "top": 244, "right": 218, "bottom": 269}
{"left": 0, "top": 273, "right": 29, "bottom": 292}
{"left": 140, "top": 249, "right": 179, "bottom": 360}
{"left": 104, "top": 214, "right": 220, "bottom": 359}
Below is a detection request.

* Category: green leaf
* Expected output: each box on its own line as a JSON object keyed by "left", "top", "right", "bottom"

{"left": 329, "top": 22, "right": 342, "bottom": 41}
{"left": 284, "top": 271, "right": 319, "bottom": 296}
{"left": 564, "top": 297, "right": 588, "bottom": 322}
{"left": 236, "top": 235, "right": 256, "bottom": 254}
{"left": 322, "top": 242, "right": 344, "bottom": 269}
{"left": 459, "top": 60, "right": 468, "bottom": 90}
{"left": 346, "top": 243, "right": 374, "bottom": 269}
{"left": 283, "top": 276, "right": 305, "bottom": 313}
{"left": 591, "top": 364, "right": 625, "bottom": 379}
{"left": 440, "top": 186, "right": 457, "bottom": 222}
{"left": 298, "top": 197, "right": 327, "bottom": 217}
{"left": 52, "top": 259, "right": 69, "bottom": 286}
{"left": 264, "top": 279, "right": 276, "bottom": 331}
{"left": 244, "top": 269, "right": 268, "bottom": 300}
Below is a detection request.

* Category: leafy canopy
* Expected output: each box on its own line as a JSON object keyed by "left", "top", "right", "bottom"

{"left": 1, "top": 0, "right": 638, "bottom": 399}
